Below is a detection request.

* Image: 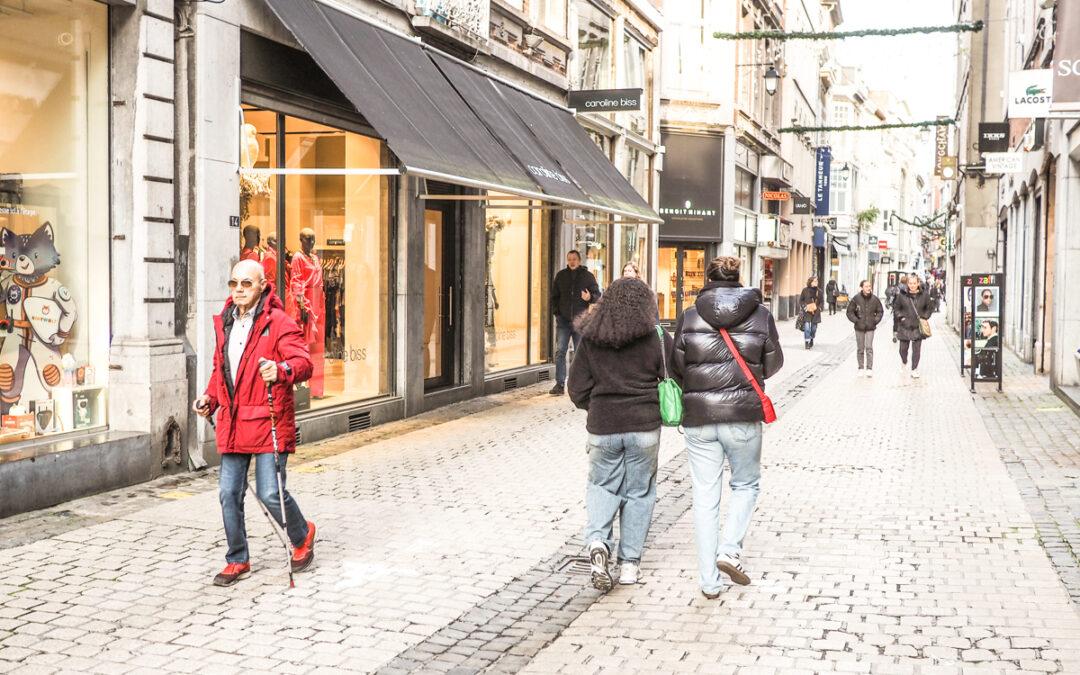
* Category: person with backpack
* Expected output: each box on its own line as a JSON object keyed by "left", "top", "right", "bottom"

{"left": 846, "top": 280, "right": 884, "bottom": 377}
{"left": 568, "top": 277, "right": 673, "bottom": 590}
{"left": 670, "top": 256, "right": 783, "bottom": 599}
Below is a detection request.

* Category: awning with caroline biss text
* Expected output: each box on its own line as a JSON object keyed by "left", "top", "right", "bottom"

{"left": 262, "top": 0, "right": 660, "bottom": 223}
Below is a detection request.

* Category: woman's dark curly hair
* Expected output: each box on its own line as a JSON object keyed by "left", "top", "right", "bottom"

{"left": 574, "top": 277, "right": 658, "bottom": 349}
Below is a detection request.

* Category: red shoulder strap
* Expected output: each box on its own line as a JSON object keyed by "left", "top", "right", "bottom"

{"left": 719, "top": 328, "right": 767, "bottom": 402}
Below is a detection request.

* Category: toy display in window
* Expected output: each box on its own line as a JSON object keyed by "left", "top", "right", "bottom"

{"left": 0, "top": 223, "right": 77, "bottom": 415}
{"left": 290, "top": 228, "right": 324, "bottom": 397}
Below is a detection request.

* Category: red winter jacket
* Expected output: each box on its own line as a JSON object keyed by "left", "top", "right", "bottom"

{"left": 203, "top": 285, "right": 312, "bottom": 454}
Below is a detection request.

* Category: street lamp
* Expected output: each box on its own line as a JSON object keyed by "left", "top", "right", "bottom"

{"left": 764, "top": 66, "right": 780, "bottom": 96}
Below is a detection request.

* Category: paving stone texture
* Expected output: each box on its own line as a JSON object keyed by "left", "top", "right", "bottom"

{"left": 0, "top": 311, "right": 1077, "bottom": 675}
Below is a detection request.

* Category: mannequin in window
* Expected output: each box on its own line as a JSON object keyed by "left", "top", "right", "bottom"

{"left": 291, "top": 228, "right": 324, "bottom": 398}
{"left": 484, "top": 215, "right": 506, "bottom": 366}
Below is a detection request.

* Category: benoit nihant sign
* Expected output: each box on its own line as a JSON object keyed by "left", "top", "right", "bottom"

{"left": 568, "top": 88, "right": 643, "bottom": 112}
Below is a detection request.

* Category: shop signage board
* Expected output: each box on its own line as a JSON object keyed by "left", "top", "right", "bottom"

{"left": 762, "top": 190, "right": 790, "bottom": 201}
{"left": 878, "top": 240, "right": 888, "bottom": 250}
{"left": 961, "top": 273, "right": 1004, "bottom": 391}
{"left": 984, "top": 152, "right": 1024, "bottom": 174}
{"left": 978, "top": 122, "right": 1009, "bottom": 153}
{"left": 934, "top": 117, "right": 949, "bottom": 176}
{"left": 1053, "top": 0, "right": 1080, "bottom": 113}
{"left": 658, "top": 132, "right": 723, "bottom": 239}
{"left": 814, "top": 147, "right": 831, "bottom": 216}
{"left": 868, "top": 235, "right": 878, "bottom": 247}
{"left": 1008, "top": 69, "right": 1054, "bottom": 118}
{"left": 792, "top": 195, "right": 813, "bottom": 214}
{"left": 568, "top": 88, "right": 643, "bottom": 112}
{"left": 881, "top": 255, "right": 892, "bottom": 264}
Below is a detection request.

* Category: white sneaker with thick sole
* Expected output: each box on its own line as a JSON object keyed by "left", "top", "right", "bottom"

{"left": 866, "top": 369, "right": 874, "bottom": 378}
{"left": 716, "top": 554, "right": 751, "bottom": 586}
{"left": 618, "top": 562, "right": 639, "bottom": 585}
{"left": 911, "top": 370, "right": 921, "bottom": 379}
{"left": 588, "top": 542, "right": 613, "bottom": 591}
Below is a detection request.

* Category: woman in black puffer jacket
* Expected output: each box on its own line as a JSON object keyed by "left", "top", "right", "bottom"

{"left": 893, "top": 275, "right": 933, "bottom": 378}
{"left": 670, "top": 256, "right": 783, "bottom": 599}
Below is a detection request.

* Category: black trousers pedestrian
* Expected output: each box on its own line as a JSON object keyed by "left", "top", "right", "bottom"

{"left": 899, "top": 340, "right": 922, "bottom": 370}
{"left": 828, "top": 300, "right": 837, "bottom": 315}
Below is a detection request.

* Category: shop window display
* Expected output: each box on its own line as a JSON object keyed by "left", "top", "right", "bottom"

{"left": 240, "top": 107, "right": 392, "bottom": 410}
{"left": 484, "top": 199, "right": 550, "bottom": 373}
{"left": 0, "top": 0, "right": 109, "bottom": 445}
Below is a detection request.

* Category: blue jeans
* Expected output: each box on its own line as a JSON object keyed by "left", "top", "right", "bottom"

{"left": 219, "top": 453, "right": 309, "bottom": 564}
{"left": 555, "top": 316, "right": 582, "bottom": 386}
{"left": 685, "top": 422, "right": 762, "bottom": 594}
{"left": 803, "top": 319, "right": 818, "bottom": 342}
{"left": 584, "top": 429, "right": 661, "bottom": 563}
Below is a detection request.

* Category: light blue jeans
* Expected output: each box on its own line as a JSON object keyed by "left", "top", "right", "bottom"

{"left": 803, "top": 319, "right": 818, "bottom": 342}
{"left": 685, "top": 422, "right": 763, "bottom": 594}
{"left": 584, "top": 429, "right": 661, "bottom": 563}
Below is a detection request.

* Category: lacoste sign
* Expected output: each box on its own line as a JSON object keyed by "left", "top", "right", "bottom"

{"left": 1008, "top": 69, "right": 1053, "bottom": 118}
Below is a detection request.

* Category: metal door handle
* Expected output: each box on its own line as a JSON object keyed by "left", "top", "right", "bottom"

{"left": 448, "top": 287, "right": 453, "bottom": 327}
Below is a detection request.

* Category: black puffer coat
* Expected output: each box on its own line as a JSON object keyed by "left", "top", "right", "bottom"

{"left": 846, "top": 291, "right": 884, "bottom": 332}
{"left": 893, "top": 287, "right": 933, "bottom": 342}
{"left": 670, "top": 281, "right": 784, "bottom": 426}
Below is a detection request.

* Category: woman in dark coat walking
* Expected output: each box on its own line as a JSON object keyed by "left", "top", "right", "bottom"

{"left": 825, "top": 278, "right": 839, "bottom": 315}
{"left": 799, "top": 277, "right": 823, "bottom": 349}
{"left": 569, "top": 277, "right": 673, "bottom": 591}
{"left": 894, "top": 275, "right": 933, "bottom": 378}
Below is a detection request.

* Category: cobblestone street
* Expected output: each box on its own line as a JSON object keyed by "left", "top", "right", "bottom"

{"left": 2, "top": 313, "right": 1079, "bottom": 674}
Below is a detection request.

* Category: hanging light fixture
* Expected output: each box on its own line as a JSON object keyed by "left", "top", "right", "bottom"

{"left": 764, "top": 65, "right": 780, "bottom": 96}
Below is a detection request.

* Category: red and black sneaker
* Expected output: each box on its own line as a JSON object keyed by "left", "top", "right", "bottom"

{"left": 291, "top": 521, "right": 316, "bottom": 573}
{"left": 213, "top": 562, "right": 250, "bottom": 587}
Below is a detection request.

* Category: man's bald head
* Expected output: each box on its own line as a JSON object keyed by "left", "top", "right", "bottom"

{"left": 229, "top": 259, "right": 267, "bottom": 313}
{"left": 232, "top": 259, "right": 265, "bottom": 282}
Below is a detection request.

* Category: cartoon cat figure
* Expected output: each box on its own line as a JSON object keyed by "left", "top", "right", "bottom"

{"left": 0, "top": 223, "right": 77, "bottom": 414}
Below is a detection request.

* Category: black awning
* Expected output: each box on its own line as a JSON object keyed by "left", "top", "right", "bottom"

{"left": 432, "top": 53, "right": 659, "bottom": 222}
{"left": 263, "top": 0, "right": 660, "bottom": 223}
{"left": 263, "top": 0, "right": 537, "bottom": 194}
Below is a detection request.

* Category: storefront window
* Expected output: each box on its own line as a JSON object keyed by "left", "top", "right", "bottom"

{"left": 618, "top": 223, "right": 650, "bottom": 283}
{"left": 657, "top": 246, "right": 677, "bottom": 321}
{"left": 240, "top": 107, "right": 392, "bottom": 411}
{"left": 735, "top": 168, "right": 755, "bottom": 210}
{"left": 0, "top": 0, "right": 109, "bottom": 445}
{"left": 620, "top": 33, "right": 649, "bottom": 134}
{"left": 573, "top": 212, "right": 610, "bottom": 290}
{"left": 576, "top": 1, "right": 612, "bottom": 90}
{"left": 485, "top": 198, "right": 550, "bottom": 373}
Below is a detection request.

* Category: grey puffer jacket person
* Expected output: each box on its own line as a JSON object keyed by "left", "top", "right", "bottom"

{"left": 670, "top": 280, "right": 784, "bottom": 426}
{"left": 893, "top": 287, "right": 933, "bottom": 342}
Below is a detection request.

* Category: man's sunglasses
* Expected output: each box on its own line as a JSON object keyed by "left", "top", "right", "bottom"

{"left": 982, "top": 293, "right": 992, "bottom": 299}
{"left": 228, "top": 279, "right": 256, "bottom": 289}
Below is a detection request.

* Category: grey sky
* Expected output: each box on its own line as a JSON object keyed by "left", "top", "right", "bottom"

{"left": 834, "top": 0, "right": 958, "bottom": 120}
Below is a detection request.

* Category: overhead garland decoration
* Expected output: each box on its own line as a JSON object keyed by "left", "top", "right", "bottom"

{"left": 779, "top": 119, "right": 955, "bottom": 134}
{"left": 713, "top": 21, "right": 983, "bottom": 41}
{"left": 891, "top": 211, "right": 949, "bottom": 230}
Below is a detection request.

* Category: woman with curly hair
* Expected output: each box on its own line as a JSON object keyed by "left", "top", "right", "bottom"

{"left": 568, "top": 277, "right": 672, "bottom": 590}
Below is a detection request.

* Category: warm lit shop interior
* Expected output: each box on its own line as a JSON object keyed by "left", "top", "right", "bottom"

{"left": 0, "top": 0, "right": 110, "bottom": 446}
{"left": 239, "top": 106, "right": 392, "bottom": 411}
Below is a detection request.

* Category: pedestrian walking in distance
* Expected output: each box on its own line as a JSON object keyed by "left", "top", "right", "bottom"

{"left": 549, "top": 250, "right": 600, "bottom": 396}
{"left": 569, "top": 278, "right": 671, "bottom": 591}
{"left": 621, "top": 261, "right": 640, "bottom": 278}
{"left": 193, "top": 260, "right": 318, "bottom": 587}
{"left": 825, "top": 278, "right": 839, "bottom": 315}
{"left": 894, "top": 274, "right": 933, "bottom": 379}
{"left": 846, "top": 280, "right": 884, "bottom": 377}
{"left": 891, "top": 273, "right": 908, "bottom": 342}
{"left": 929, "top": 279, "right": 942, "bottom": 313}
{"left": 670, "top": 256, "right": 783, "bottom": 599}
{"left": 798, "top": 277, "right": 823, "bottom": 349}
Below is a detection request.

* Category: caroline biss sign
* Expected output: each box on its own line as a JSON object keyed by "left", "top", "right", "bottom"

{"left": 568, "top": 88, "right": 643, "bottom": 112}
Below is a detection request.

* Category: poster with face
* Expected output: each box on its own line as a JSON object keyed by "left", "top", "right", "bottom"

{"left": 973, "top": 318, "right": 1001, "bottom": 350}
{"left": 975, "top": 287, "right": 998, "bottom": 314}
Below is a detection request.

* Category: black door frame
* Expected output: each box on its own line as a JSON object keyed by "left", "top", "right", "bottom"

{"left": 423, "top": 199, "right": 462, "bottom": 391}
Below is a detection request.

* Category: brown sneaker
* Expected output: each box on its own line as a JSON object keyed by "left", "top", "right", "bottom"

{"left": 213, "top": 562, "right": 250, "bottom": 587}
{"left": 291, "top": 521, "right": 316, "bottom": 573}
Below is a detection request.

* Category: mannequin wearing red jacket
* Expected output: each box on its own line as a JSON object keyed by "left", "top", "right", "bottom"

{"left": 290, "top": 228, "right": 325, "bottom": 398}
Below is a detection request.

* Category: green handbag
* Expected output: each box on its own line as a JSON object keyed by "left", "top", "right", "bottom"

{"left": 656, "top": 325, "right": 684, "bottom": 427}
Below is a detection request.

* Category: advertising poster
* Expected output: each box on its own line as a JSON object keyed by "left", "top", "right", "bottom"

{"left": 965, "top": 273, "right": 1004, "bottom": 391}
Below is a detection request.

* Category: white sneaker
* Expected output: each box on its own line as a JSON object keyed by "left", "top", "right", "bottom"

{"left": 716, "top": 554, "right": 751, "bottom": 586}
{"left": 618, "top": 562, "right": 639, "bottom": 585}
{"left": 866, "top": 369, "right": 874, "bottom": 378}
{"left": 911, "top": 370, "right": 921, "bottom": 379}
{"left": 588, "top": 541, "right": 612, "bottom": 591}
